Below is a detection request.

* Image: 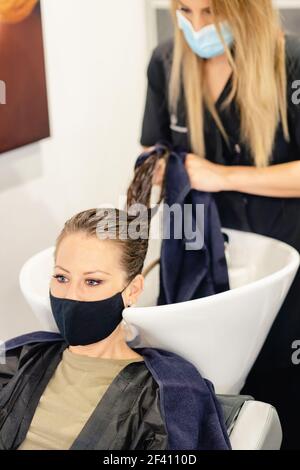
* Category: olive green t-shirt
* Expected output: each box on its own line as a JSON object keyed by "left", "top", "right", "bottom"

{"left": 18, "top": 348, "right": 144, "bottom": 450}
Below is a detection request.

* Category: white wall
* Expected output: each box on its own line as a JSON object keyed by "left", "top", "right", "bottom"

{"left": 0, "top": 0, "right": 149, "bottom": 341}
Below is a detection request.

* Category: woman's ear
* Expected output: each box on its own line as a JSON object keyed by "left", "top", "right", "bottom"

{"left": 125, "top": 274, "right": 144, "bottom": 307}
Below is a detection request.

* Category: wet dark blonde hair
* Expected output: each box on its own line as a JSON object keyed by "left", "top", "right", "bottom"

{"left": 54, "top": 208, "right": 149, "bottom": 283}
{"left": 126, "top": 147, "right": 170, "bottom": 210}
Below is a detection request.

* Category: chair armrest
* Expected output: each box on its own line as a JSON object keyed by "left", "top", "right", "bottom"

{"left": 229, "top": 401, "right": 282, "bottom": 450}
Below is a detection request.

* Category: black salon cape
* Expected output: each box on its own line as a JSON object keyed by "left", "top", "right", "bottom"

{"left": 135, "top": 146, "right": 230, "bottom": 305}
{"left": 140, "top": 34, "right": 300, "bottom": 448}
{"left": 0, "top": 332, "right": 231, "bottom": 451}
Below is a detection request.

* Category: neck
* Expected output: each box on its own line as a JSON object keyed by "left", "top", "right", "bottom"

{"left": 205, "top": 52, "right": 228, "bottom": 66}
{"left": 68, "top": 323, "right": 142, "bottom": 360}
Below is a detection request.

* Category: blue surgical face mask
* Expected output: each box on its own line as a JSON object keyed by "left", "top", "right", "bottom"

{"left": 176, "top": 10, "right": 234, "bottom": 59}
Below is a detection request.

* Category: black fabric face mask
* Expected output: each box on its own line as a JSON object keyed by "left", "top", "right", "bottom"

{"left": 49, "top": 284, "right": 129, "bottom": 346}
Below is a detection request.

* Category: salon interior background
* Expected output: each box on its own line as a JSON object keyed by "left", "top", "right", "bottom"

{"left": 0, "top": 0, "right": 300, "bottom": 340}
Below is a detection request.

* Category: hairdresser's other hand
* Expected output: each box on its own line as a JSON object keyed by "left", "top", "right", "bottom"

{"left": 185, "top": 153, "right": 230, "bottom": 192}
{"left": 142, "top": 146, "right": 166, "bottom": 186}
{"left": 152, "top": 159, "right": 166, "bottom": 186}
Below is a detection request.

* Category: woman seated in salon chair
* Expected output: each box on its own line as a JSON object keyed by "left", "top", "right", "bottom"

{"left": 0, "top": 208, "right": 230, "bottom": 451}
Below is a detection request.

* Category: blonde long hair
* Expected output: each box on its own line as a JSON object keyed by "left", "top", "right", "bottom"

{"left": 169, "top": 0, "right": 289, "bottom": 167}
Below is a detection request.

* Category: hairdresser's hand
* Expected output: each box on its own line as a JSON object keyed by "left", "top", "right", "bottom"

{"left": 185, "top": 153, "right": 230, "bottom": 192}
{"left": 142, "top": 146, "right": 165, "bottom": 186}
{"left": 152, "top": 159, "right": 166, "bottom": 186}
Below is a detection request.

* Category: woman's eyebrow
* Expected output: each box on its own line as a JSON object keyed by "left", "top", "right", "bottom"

{"left": 54, "top": 266, "right": 111, "bottom": 276}
{"left": 178, "top": 0, "right": 189, "bottom": 8}
{"left": 83, "top": 270, "right": 111, "bottom": 276}
{"left": 178, "top": 1, "right": 211, "bottom": 12}
{"left": 54, "top": 265, "right": 70, "bottom": 273}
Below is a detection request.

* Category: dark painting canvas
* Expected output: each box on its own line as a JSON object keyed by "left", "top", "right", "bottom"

{"left": 0, "top": 0, "right": 50, "bottom": 154}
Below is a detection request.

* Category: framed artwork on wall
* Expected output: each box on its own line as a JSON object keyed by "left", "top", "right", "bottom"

{"left": 0, "top": 0, "right": 50, "bottom": 155}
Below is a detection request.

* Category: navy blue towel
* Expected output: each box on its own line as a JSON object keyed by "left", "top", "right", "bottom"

{"left": 135, "top": 144, "right": 230, "bottom": 305}
{"left": 4, "top": 332, "right": 231, "bottom": 450}
{"left": 137, "top": 346, "right": 231, "bottom": 450}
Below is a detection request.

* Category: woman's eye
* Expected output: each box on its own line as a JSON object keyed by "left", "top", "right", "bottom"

{"left": 203, "top": 8, "right": 212, "bottom": 16}
{"left": 85, "top": 279, "right": 103, "bottom": 287}
{"left": 53, "top": 274, "right": 68, "bottom": 283}
{"left": 179, "top": 7, "right": 191, "bottom": 14}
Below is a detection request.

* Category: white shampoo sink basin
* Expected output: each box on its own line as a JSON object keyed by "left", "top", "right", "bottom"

{"left": 19, "top": 228, "right": 299, "bottom": 394}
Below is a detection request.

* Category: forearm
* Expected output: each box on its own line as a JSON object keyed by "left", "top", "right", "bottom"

{"left": 223, "top": 161, "right": 300, "bottom": 198}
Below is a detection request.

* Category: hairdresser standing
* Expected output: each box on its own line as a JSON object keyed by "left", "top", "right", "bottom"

{"left": 140, "top": 0, "right": 300, "bottom": 450}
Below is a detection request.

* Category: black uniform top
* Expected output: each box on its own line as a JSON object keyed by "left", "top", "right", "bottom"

{"left": 140, "top": 34, "right": 300, "bottom": 247}
{"left": 140, "top": 35, "right": 300, "bottom": 371}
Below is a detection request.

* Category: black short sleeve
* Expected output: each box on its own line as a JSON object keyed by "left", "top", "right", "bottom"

{"left": 140, "top": 44, "right": 172, "bottom": 147}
